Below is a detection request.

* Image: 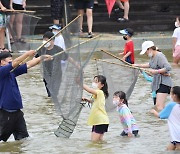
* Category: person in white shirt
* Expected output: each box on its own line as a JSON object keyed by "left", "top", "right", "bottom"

{"left": 49, "top": 24, "right": 66, "bottom": 71}
{"left": 172, "top": 16, "right": 180, "bottom": 65}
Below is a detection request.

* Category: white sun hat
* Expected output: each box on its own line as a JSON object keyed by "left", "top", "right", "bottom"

{"left": 140, "top": 41, "right": 154, "bottom": 55}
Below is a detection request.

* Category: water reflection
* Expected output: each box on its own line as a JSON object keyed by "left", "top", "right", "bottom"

{"left": 0, "top": 51, "right": 179, "bottom": 153}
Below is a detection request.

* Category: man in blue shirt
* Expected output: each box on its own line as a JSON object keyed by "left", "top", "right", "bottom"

{"left": 0, "top": 51, "right": 52, "bottom": 142}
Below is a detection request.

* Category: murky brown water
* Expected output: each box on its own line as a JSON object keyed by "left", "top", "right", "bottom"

{"left": 0, "top": 50, "right": 179, "bottom": 154}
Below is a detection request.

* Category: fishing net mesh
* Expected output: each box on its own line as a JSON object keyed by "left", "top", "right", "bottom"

{"left": 5, "top": 12, "right": 39, "bottom": 52}
{"left": 96, "top": 50, "right": 139, "bottom": 111}
{"left": 40, "top": 17, "right": 101, "bottom": 138}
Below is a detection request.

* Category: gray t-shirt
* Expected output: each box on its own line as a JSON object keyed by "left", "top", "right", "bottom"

{"left": 149, "top": 52, "right": 172, "bottom": 91}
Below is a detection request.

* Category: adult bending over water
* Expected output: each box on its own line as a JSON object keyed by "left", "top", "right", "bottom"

{"left": 133, "top": 41, "right": 172, "bottom": 111}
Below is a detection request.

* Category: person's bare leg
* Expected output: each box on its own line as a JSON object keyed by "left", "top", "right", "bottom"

{"left": 156, "top": 93, "right": 168, "bottom": 111}
{"left": 173, "top": 57, "right": 180, "bottom": 65}
{"left": 167, "top": 143, "right": 176, "bottom": 150}
{"left": 86, "top": 8, "right": 93, "bottom": 33}
{"left": 99, "top": 134, "right": 104, "bottom": 141}
{"left": 176, "top": 143, "right": 180, "bottom": 150}
{"left": 91, "top": 132, "right": 101, "bottom": 142}
{"left": 9, "top": 14, "right": 15, "bottom": 40}
{"left": 78, "top": 9, "right": 84, "bottom": 32}
{"left": 53, "top": 19, "right": 59, "bottom": 24}
{"left": 123, "top": 1, "right": 129, "bottom": 20}
{"left": 116, "top": 0, "right": 124, "bottom": 9}
{"left": 15, "top": 13, "right": 23, "bottom": 39}
{"left": 0, "top": 28, "right": 5, "bottom": 49}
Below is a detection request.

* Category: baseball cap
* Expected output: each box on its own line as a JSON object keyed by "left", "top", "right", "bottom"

{"left": 0, "top": 52, "right": 12, "bottom": 61}
{"left": 119, "top": 28, "right": 134, "bottom": 36}
{"left": 140, "top": 41, "right": 154, "bottom": 55}
{"left": 49, "top": 24, "right": 61, "bottom": 30}
{"left": 43, "top": 31, "right": 54, "bottom": 39}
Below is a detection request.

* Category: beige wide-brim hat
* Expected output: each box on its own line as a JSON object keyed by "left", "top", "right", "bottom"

{"left": 140, "top": 41, "right": 154, "bottom": 55}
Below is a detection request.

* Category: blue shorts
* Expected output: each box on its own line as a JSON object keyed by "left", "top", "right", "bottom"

{"left": 74, "top": 0, "right": 94, "bottom": 10}
{"left": 92, "top": 124, "right": 109, "bottom": 134}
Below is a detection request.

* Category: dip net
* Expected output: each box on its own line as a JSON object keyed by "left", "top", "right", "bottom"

{"left": 39, "top": 17, "right": 101, "bottom": 138}
{"left": 96, "top": 50, "right": 139, "bottom": 111}
{"left": 5, "top": 11, "right": 40, "bottom": 52}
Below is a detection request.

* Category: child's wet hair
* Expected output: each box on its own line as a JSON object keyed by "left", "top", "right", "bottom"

{"left": 94, "top": 75, "right": 109, "bottom": 98}
{"left": 113, "top": 91, "right": 128, "bottom": 106}
{"left": 171, "top": 86, "right": 180, "bottom": 101}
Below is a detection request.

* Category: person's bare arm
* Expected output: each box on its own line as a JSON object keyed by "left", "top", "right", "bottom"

{"left": 150, "top": 109, "right": 159, "bottom": 118}
{"left": 12, "top": 50, "right": 35, "bottom": 68}
{"left": 132, "top": 63, "right": 150, "bottom": 68}
{"left": 0, "top": 2, "right": 6, "bottom": 11}
{"left": 83, "top": 84, "right": 97, "bottom": 96}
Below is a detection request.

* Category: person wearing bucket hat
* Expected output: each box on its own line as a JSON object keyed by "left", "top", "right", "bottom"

{"left": 0, "top": 50, "right": 52, "bottom": 142}
{"left": 49, "top": 24, "right": 66, "bottom": 50}
{"left": 133, "top": 40, "right": 172, "bottom": 111}
{"left": 119, "top": 28, "right": 135, "bottom": 64}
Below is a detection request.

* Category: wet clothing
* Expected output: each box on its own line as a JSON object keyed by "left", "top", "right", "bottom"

{"left": 123, "top": 40, "right": 135, "bottom": 64}
{"left": 88, "top": 90, "right": 109, "bottom": 126}
{"left": 0, "top": 109, "right": 29, "bottom": 142}
{"left": 159, "top": 102, "right": 180, "bottom": 143}
{"left": 117, "top": 104, "right": 139, "bottom": 134}
{"left": 0, "top": 62, "right": 29, "bottom": 141}
{"left": 149, "top": 52, "right": 172, "bottom": 92}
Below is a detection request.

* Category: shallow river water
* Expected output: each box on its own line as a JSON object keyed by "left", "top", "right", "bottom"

{"left": 0, "top": 50, "right": 179, "bottom": 154}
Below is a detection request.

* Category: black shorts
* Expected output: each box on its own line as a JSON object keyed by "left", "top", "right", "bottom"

{"left": 0, "top": 109, "right": 29, "bottom": 142}
{"left": 120, "top": 130, "right": 139, "bottom": 137}
{"left": 74, "top": 0, "right": 94, "bottom": 10}
{"left": 92, "top": 124, "right": 109, "bottom": 134}
{"left": 13, "top": 3, "right": 24, "bottom": 10}
{"left": 156, "top": 84, "right": 171, "bottom": 94}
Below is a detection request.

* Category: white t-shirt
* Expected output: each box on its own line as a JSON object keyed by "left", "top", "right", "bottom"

{"left": 159, "top": 102, "right": 180, "bottom": 142}
{"left": 13, "top": 0, "right": 24, "bottom": 5}
{"left": 172, "top": 27, "right": 180, "bottom": 46}
{"left": 54, "top": 35, "right": 66, "bottom": 50}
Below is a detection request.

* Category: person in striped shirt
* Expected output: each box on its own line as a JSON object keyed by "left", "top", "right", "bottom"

{"left": 113, "top": 91, "right": 139, "bottom": 137}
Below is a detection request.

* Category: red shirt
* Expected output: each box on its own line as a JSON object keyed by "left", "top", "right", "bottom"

{"left": 124, "top": 40, "right": 135, "bottom": 64}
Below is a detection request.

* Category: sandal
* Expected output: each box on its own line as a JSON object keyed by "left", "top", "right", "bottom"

{"left": 17, "top": 38, "right": 26, "bottom": 43}
{"left": 117, "top": 17, "right": 129, "bottom": 22}
{"left": 0, "top": 48, "right": 13, "bottom": 53}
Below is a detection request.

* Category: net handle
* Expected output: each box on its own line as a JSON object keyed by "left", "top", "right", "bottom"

{"left": 10, "top": 15, "right": 81, "bottom": 72}
{"left": 35, "top": 14, "right": 81, "bottom": 53}
{"left": 52, "top": 34, "right": 101, "bottom": 58}
{"left": 0, "top": 9, "right": 36, "bottom": 13}
{"left": 100, "top": 49, "right": 152, "bottom": 76}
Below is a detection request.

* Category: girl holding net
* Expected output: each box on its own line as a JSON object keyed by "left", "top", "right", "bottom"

{"left": 83, "top": 75, "right": 109, "bottom": 142}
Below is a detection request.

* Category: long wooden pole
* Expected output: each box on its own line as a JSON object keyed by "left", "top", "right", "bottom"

{"left": 95, "top": 58, "right": 152, "bottom": 75}
{"left": 100, "top": 49, "right": 152, "bottom": 75}
{"left": 10, "top": 15, "right": 81, "bottom": 72}
{"left": 52, "top": 34, "right": 101, "bottom": 58}
{"left": 0, "top": 9, "right": 35, "bottom": 13}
